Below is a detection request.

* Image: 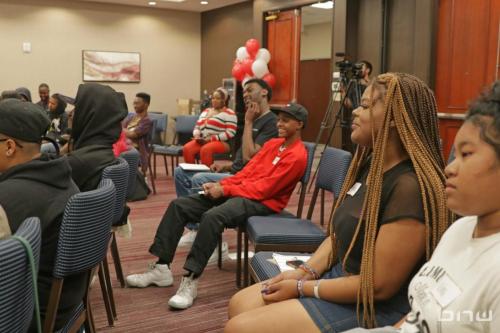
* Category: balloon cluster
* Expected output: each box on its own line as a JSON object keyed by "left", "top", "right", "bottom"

{"left": 231, "top": 38, "right": 276, "bottom": 88}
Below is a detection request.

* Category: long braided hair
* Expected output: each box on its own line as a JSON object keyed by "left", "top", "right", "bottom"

{"left": 327, "top": 73, "right": 453, "bottom": 327}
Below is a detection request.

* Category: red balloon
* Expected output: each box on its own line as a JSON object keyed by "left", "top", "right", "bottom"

{"left": 232, "top": 63, "right": 245, "bottom": 81}
{"left": 241, "top": 58, "right": 254, "bottom": 76}
{"left": 263, "top": 73, "right": 276, "bottom": 88}
{"left": 245, "top": 39, "right": 260, "bottom": 57}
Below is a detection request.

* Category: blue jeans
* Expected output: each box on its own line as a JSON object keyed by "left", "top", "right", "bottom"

{"left": 173, "top": 167, "right": 232, "bottom": 230}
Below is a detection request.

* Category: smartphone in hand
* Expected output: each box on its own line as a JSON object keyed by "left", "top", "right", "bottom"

{"left": 286, "top": 259, "right": 304, "bottom": 269}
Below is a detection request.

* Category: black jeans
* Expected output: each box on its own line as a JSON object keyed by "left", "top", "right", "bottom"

{"left": 149, "top": 194, "right": 274, "bottom": 276}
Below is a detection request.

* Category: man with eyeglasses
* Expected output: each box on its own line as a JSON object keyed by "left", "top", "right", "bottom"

{"left": 0, "top": 98, "right": 82, "bottom": 331}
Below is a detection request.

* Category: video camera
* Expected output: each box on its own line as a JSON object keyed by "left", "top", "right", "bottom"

{"left": 335, "top": 53, "right": 365, "bottom": 80}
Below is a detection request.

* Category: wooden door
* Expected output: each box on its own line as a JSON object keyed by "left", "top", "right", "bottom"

{"left": 266, "top": 9, "right": 301, "bottom": 106}
{"left": 298, "top": 59, "right": 331, "bottom": 142}
{"left": 435, "top": 0, "right": 500, "bottom": 159}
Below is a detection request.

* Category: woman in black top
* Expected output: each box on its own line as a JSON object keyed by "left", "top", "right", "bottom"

{"left": 225, "top": 73, "right": 453, "bottom": 333}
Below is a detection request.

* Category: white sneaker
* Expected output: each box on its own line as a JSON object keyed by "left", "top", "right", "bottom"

{"left": 168, "top": 276, "right": 198, "bottom": 309}
{"left": 126, "top": 263, "right": 173, "bottom": 288}
{"left": 178, "top": 230, "right": 198, "bottom": 247}
{"left": 207, "top": 241, "right": 229, "bottom": 265}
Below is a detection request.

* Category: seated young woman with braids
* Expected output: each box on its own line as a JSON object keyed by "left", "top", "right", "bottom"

{"left": 224, "top": 73, "right": 453, "bottom": 333}
{"left": 345, "top": 81, "right": 500, "bottom": 333}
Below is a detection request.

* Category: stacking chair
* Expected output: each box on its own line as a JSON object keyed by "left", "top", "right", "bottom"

{"left": 100, "top": 158, "right": 129, "bottom": 325}
{"left": 226, "top": 142, "right": 316, "bottom": 287}
{"left": 0, "top": 217, "right": 42, "bottom": 333}
{"left": 152, "top": 115, "right": 198, "bottom": 176}
{"left": 43, "top": 179, "right": 115, "bottom": 333}
{"left": 247, "top": 146, "right": 352, "bottom": 285}
{"left": 148, "top": 112, "right": 169, "bottom": 177}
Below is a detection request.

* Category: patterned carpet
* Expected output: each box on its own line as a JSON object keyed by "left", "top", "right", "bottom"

{"left": 90, "top": 156, "right": 331, "bottom": 332}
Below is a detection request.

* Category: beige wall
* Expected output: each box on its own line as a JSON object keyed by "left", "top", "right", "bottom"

{"left": 201, "top": 1, "right": 253, "bottom": 94}
{"left": 0, "top": 0, "right": 201, "bottom": 118}
{"left": 300, "top": 22, "right": 332, "bottom": 60}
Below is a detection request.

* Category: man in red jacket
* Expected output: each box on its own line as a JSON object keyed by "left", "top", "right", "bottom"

{"left": 127, "top": 103, "right": 308, "bottom": 310}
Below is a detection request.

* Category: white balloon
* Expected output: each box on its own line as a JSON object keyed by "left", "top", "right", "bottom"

{"left": 251, "top": 59, "right": 269, "bottom": 79}
{"left": 236, "top": 46, "right": 249, "bottom": 61}
{"left": 256, "top": 48, "right": 271, "bottom": 63}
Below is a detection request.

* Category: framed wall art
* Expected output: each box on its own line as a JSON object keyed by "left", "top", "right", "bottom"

{"left": 82, "top": 50, "right": 141, "bottom": 82}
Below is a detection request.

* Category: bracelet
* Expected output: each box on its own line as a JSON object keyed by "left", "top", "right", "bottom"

{"left": 299, "top": 263, "right": 319, "bottom": 280}
{"left": 297, "top": 279, "right": 305, "bottom": 298}
{"left": 313, "top": 280, "right": 322, "bottom": 299}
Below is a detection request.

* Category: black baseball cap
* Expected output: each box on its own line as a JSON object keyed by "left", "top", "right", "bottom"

{"left": 0, "top": 98, "right": 50, "bottom": 143}
{"left": 276, "top": 103, "right": 308, "bottom": 128}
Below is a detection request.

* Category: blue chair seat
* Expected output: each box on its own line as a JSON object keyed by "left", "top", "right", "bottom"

{"left": 251, "top": 251, "right": 307, "bottom": 282}
{"left": 153, "top": 144, "right": 183, "bottom": 155}
{"left": 247, "top": 217, "right": 326, "bottom": 245}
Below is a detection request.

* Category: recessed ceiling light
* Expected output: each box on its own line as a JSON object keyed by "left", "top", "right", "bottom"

{"left": 200, "top": 1, "right": 208, "bottom": 4}
{"left": 311, "top": 1, "right": 333, "bottom": 9}
{"left": 148, "top": 1, "right": 157, "bottom": 5}
{"left": 159, "top": 0, "right": 185, "bottom": 2}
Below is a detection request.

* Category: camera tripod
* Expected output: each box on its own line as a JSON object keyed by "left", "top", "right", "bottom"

{"left": 306, "top": 76, "right": 363, "bottom": 192}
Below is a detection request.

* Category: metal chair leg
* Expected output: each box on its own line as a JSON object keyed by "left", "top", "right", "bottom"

{"left": 243, "top": 229, "right": 249, "bottom": 287}
{"left": 110, "top": 232, "right": 126, "bottom": 288}
{"left": 236, "top": 228, "right": 242, "bottom": 288}
{"left": 163, "top": 155, "right": 169, "bottom": 176}
{"left": 217, "top": 233, "right": 223, "bottom": 269}
{"left": 98, "top": 263, "right": 114, "bottom": 326}
{"left": 102, "top": 256, "right": 117, "bottom": 319}
{"left": 170, "top": 156, "right": 176, "bottom": 176}
{"left": 148, "top": 164, "right": 156, "bottom": 194}
{"left": 153, "top": 153, "right": 157, "bottom": 179}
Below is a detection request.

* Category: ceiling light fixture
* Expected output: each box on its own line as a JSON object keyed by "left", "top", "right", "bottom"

{"left": 158, "top": 0, "right": 185, "bottom": 3}
{"left": 311, "top": 1, "right": 333, "bottom": 9}
{"left": 148, "top": 1, "right": 157, "bottom": 5}
{"left": 200, "top": 1, "right": 209, "bottom": 5}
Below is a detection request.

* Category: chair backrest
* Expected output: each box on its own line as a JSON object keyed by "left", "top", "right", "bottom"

{"left": 174, "top": 115, "right": 198, "bottom": 145}
{"left": 175, "top": 115, "right": 198, "bottom": 134}
{"left": 295, "top": 142, "right": 317, "bottom": 218}
{"left": 149, "top": 112, "right": 168, "bottom": 145}
{"left": 316, "top": 147, "right": 352, "bottom": 198}
{"left": 102, "top": 158, "right": 129, "bottom": 224}
{"left": 53, "top": 179, "right": 115, "bottom": 278}
{"left": 0, "top": 217, "right": 41, "bottom": 333}
{"left": 147, "top": 118, "right": 158, "bottom": 146}
{"left": 120, "top": 148, "right": 140, "bottom": 199}
{"left": 301, "top": 142, "right": 317, "bottom": 185}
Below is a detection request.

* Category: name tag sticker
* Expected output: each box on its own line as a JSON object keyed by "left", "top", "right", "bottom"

{"left": 430, "top": 274, "right": 461, "bottom": 308}
{"left": 347, "top": 182, "right": 362, "bottom": 196}
{"left": 272, "top": 157, "right": 280, "bottom": 165}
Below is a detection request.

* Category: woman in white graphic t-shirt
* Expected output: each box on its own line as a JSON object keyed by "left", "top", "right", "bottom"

{"left": 346, "top": 81, "right": 500, "bottom": 333}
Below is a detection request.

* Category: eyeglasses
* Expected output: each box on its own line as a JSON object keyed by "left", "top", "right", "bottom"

{"left": 0, "top": 138, "right": 24, "bottom": 148}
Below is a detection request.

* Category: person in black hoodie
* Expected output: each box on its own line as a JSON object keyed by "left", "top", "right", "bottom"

{"left": 65, "top": 83, "right": 128, "bottom": 192}
{"left": 47, "top": 93, "right": 69, "bottom": 143}
{"left": 0, "top": 98, "right": 81, "bottom": 331}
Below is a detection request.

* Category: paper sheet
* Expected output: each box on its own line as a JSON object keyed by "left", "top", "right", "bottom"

{"left": 179, "top": 163, "right": 210, "bottom": 171}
